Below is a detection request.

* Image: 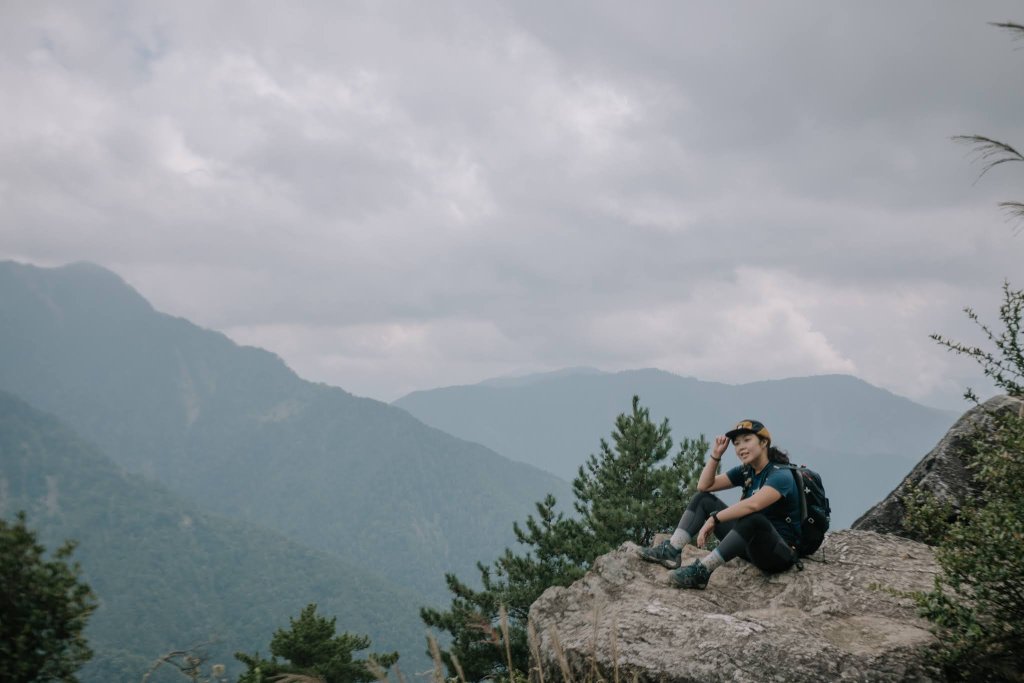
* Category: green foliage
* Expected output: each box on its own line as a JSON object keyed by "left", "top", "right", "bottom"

{"left": 0, "top": 511, "right": 96, "bottom": 683}
{"left": 236, "top": 604, "right": 398, "bottom": 683}
{"left": 914, "top": 406, "right": 1024, "bottom": 681}
{"left": 931, "top": 280, "right": 1024, "bottom": 400}
{"left": 911, "top": 282, "right": 1024, "bottom": 680}
{"left": 573, "top": 395, "right": 706, "bottom": 549}
{"left": 422, "top": 395, "right": 707, "bottom": 681}
{"left": 900, "top": 487, "right": 956, "bottom": 546}
{"left": 421, "top": 495, "right": 589, "bottom": 680}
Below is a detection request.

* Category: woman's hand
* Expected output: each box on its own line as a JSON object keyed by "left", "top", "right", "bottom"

{"left": 697, "top": 517, "right": 716, "bottom": 548}
{"left": 698, "top": 436, "right": 737, "bottom": 492}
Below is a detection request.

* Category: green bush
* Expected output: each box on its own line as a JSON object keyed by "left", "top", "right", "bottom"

{"left": 910, "top": 282, "right": 1024, "bottom": 681}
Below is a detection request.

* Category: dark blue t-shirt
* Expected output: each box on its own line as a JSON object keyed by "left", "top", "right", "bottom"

{"left": 726, "top": 463, "right": 801, "bottom": 545}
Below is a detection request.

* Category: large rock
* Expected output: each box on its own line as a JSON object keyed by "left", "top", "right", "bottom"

{"left": 852, "top": 394, "right": 1023, "bottom": 539}
{"left": 528, "top": 530, "right": 940, "bottom": 682}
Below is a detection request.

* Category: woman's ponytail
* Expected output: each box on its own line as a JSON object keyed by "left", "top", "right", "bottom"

{"left": 767, "top": 445, "right": 791, "bottom": 464}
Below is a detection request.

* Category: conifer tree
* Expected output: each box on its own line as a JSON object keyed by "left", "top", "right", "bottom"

{"left": 421, "top": 494, "right": 587, "bottom": 681}
{"left": 0, "top": 512, "right": 96, "bottom": 683}
{"left": 235, "top": 604, "right": 398, "bottom": 683}
{"left": 573, "top": 395, "right": 705, "bottom": 549}
{"left": 421, "top": 396, "right": 707, "bottom": 680}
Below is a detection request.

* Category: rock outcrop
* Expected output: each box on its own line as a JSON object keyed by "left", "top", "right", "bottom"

{"left": 529, "top": 530, "right": 940, "bottom": 682}
{"left": 852, "top": 394, "right": 1023, "bottom": 538}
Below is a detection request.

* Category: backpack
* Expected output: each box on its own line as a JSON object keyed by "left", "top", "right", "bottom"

{"left": 742, "top": 462, "right": 831, "bottom": 557}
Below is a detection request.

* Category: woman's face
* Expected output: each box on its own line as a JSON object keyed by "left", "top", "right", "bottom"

{"left": 732, "top": 433, "right": 767, "bottom": 466}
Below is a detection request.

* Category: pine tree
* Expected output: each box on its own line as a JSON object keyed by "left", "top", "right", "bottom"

{"left": 421, "top": 494, "right": 588, "bottom": 681}
{"left": 421, "top": 395, "right": 707, "bottom": 680}
{"left": 235, "top": 604, "right": 398, "bottom": 683}
{"left": 573, "top": 395, "right": 705, "bottom": 549}
{"left": 0, "top": 512, "right": 96, "bottom": 683}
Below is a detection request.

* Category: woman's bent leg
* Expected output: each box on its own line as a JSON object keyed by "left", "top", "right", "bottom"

{"left": 717, "top": 514, "right": 795, "bottom": 573}
{"left": 671, "top": 513, "right": 794, "bottom": 589}
{"left": 677, "top": 492, "right": 730, "bottom": 539}
{"left": 640, "top": 492, "right": 727, "bottom": 569}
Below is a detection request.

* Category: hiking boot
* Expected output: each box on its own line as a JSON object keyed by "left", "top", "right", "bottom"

{"left": 638, "top": 540, "right": 682, "bottom": 569}
{"left": 669, "top": 560, "right": 711, "bottom": 589}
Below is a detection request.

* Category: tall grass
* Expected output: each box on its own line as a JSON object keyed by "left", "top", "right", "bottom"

{"left": 407, "top": 607, "right": 625, "bottom": 683}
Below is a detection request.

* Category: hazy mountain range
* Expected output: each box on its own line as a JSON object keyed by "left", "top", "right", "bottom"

{"left": 0, "top": 260, "right": 570, "bottom": 678}
{"left": 395, "top": 368, "right": 960, "bottom": 528}
{"left": 0, "top": 259, "right": 965, "bottom": 680}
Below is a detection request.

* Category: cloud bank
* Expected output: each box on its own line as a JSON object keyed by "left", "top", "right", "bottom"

{"left": 2, "top": 2, "right": 1021, "bottom": 406}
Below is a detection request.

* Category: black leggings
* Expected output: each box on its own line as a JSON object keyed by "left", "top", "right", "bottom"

{"left": 677, "top": 492, "right": 795, "bottom": 574}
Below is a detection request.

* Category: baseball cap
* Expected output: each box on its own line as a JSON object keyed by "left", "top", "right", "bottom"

{"left": 725, "top": 419, "right": 772, "bottom": 445}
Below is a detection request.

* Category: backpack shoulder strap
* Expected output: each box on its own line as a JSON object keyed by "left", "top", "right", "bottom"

{"left": 790, "top": 466, "right": 808, "bottom": 522}
{"left": 740, "top": 465, "right": 754, "bottom": 498}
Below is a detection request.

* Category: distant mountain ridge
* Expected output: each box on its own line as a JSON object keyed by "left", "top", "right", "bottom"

{"left": 0, "top": 390, "right": 428, "bottom": 682}
{"left": 0, "top": 261, "right": 571, "bottom": 609}
{"left": 394, "top": 368, "right": 959, "bottom": 528}
{"left": 478, "top": 366, "right": 606, "bottom": 388}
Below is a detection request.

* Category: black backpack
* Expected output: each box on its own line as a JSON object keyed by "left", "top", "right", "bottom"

{"left": 780, "top": 463, "right": 831, "bottom": 557}
{"left": 742, "top": 462, "right": 831, "bottom": 557}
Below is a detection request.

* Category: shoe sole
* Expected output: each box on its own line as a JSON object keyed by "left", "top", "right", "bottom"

{"left": 638, "top": 552, "right": 681, "bottom": 570}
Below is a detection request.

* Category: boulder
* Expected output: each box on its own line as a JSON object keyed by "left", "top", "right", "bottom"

{"left": 528, "top": 530, "right": 940, "bottom": 682}
{"left": 852, "top": 394, "right": 1023, "bottom": 539}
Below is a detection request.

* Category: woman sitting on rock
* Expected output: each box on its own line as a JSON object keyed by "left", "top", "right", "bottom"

{"left": 638, "top": 419, "right": 800, "bottom": 588}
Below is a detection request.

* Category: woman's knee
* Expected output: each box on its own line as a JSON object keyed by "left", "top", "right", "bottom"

{"left": 732, "top": 513, "right": 773, "bottom": 539}
{"left": 736, "top": 516, "right": 796, "bottom": 573}
{"left": 686, "top": 491, "right": 723, "bottom": 513}
{"left": 754, "top": 538, "right": 797, "bottom": 573}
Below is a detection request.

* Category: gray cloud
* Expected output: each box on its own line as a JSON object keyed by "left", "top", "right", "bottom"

{"left": 1, "top": 1, "right": 1020, "bottom": 408}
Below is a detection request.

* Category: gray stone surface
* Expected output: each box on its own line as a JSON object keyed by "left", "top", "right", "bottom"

{"left": 852, "top": 394, "right": 1023, "bottom": 538}
{"left": 529, "top": 530, "right": 941, "bottom": 683}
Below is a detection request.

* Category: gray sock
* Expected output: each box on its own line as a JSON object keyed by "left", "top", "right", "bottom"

{"left": 669, "top": 528, "right": 691, "bottom": 549}
{"left": 700, "top": 549, "right": 726, "bottom": 573}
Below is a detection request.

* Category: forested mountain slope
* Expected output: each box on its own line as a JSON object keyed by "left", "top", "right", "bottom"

{"left": 0, "top": 390, "right": 428, "bottom": 682}
{"left": 0, "top": 261, "right": 570, "bottom": 603}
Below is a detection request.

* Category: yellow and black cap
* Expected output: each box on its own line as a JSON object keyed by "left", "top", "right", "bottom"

{"left": 725, "top": 419, "right": 772, "bottom": 445}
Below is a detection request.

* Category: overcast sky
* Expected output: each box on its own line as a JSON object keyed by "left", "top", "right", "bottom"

{"left": 2, "top": 2, "right": 1022, "bottom": 408}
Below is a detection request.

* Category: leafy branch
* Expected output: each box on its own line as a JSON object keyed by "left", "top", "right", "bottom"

{"left": 930, "top": 281, "right": 1024, "bottom": 399}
